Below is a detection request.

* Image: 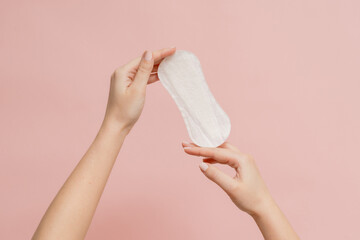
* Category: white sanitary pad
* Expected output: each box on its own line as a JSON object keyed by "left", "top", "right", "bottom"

{"left": 158, "top": 50, "right": 231, "bottom": 147}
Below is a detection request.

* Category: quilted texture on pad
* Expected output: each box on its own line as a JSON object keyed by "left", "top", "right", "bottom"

{"left": 158, "top": 50, "right": 231, "bottom": 147}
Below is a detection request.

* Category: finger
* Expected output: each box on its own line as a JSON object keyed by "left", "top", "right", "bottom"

{"left": 182, "top": 141, "right": 197, "bottom": 148}
{"left": 184, "top": 146, "right": 240, "bottom": 168}
{"left": 124, "top": 47, "right": 176, "bottom": 71}
{"left": 147, "top": 65, "right": 160, "bottom": 84}
{"left": 183, "top": 141, "right": 237, "bottom": 152}
{"left": 131, "top": 51, "right": 154, "bottom": 89}
{"left": 218, "top": 143, "right": 253, "bottom": 165}
{"left": 183, "top": 141, "right": 250, "bottom": 166}
{"left": 199, "top": 162, "right": 237, "bottom": 193}
{"left": 218, "top": 142, "right": 240, "bottom": 152}
{"left": 153, "top": 47, "right": 176, "bottom": 65}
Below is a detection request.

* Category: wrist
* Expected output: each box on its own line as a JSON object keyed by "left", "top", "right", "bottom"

{"left": 250, "top": 199, "right": 279, "bottom": 222}
{"left": 101, "top": 116, "right": 132, "bottom": 136}
{"left": 250, "top": 196, "right": 279, "bottom": 221}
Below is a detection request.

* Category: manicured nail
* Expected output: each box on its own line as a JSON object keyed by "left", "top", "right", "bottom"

{"left": 199, "top": 162, "right": 208, "bottom": 171}
{"left": 183, "top": 146, "right": 192, "bottom": 150}
{"left": 144, "top": 51, "right": 152, "bottom": 61}
{"left": 182, "top": 141, "right": 192, "bottom": 147}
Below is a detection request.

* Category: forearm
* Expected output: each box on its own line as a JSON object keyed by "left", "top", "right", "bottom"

{"left": 33, "top": 120, "right": 127, "bottom": 240}
{"left": 252, "top": 198, "right": 300, "bottom": 240}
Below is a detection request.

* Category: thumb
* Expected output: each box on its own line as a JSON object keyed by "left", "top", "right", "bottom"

{"left": 199, "top": 162, "right": 237, "bottom": 193}
{"left": 132, "top": 50, "right": 154, "bottom": 90}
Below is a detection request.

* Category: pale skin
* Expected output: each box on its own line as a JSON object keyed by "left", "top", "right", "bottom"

{"left": 32, "top": 47, "right": 299, "bottom": 240}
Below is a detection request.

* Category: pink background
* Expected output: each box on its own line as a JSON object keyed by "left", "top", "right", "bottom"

{"left": 1, "top": 0, "right": 360, "bottom": 239}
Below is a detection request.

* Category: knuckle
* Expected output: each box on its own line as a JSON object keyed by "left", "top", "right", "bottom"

{"left": 208, "top": 169, "right": 218, "bottom": 180}
{"left": 113, "top": 67, "right": 125, "bottom": 78}
{"left": 243, "top": 154, "right": 254, "bottom": 163}
{"left": 208, "top": 148, "right": 216, "bottom": 155}
{"left": 130, "top": 85, "right": 145, "bottom": 94}
{"left": 138, "top": 63, "right": 151, "bottom": 74}
{"left": 227, "top": 183, "right": 241, "bottom": 196}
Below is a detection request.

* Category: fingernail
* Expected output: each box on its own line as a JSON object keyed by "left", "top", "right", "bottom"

{"left": 183, "top": 146, "right": 192, "bottom": 150}
{"left": 144, "top": 51, "right": 152, "bottom": 61}
{"left": 182, "top": 141, "right": 192, "bottom": 147}
{"left": 199, "top": 162, "right": 208, "bottom": 171}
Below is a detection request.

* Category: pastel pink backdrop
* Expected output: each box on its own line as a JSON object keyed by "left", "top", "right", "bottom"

{"left": 1, "top": 0, "right": 359, "bottom": 239}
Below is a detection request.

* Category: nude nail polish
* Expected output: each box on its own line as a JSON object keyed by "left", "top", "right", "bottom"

{"left": 199, "top": 162, "right": 208, "bottom": 171}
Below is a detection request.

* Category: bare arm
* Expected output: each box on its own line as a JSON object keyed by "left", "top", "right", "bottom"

{"left": 182, "top": 142, "right": 300, "bottom": 240}
{"left": 32, "top": 47, "right": 176, "bottom": 240}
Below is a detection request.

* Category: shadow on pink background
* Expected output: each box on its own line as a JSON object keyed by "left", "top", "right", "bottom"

{"left": 1, "top": 0, "right": 359, "bottom": 239}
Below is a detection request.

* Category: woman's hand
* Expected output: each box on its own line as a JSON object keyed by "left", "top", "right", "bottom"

{"left": 182, "top": 141, "right": 273, "bottom": 216}
{"left": 104, "top": 47, "right": 176, "bottom": 133}
{"left": 182, "top": 141, "right": 300, "bottom": 240}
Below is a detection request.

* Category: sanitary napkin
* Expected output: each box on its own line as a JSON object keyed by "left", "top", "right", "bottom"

{"left": 158, "top": 50, "right": 231, "bottom": 147}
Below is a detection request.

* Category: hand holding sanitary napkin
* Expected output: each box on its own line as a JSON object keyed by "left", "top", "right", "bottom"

{"left": 158, "top": 50, "right": 231, "bottom": 147}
